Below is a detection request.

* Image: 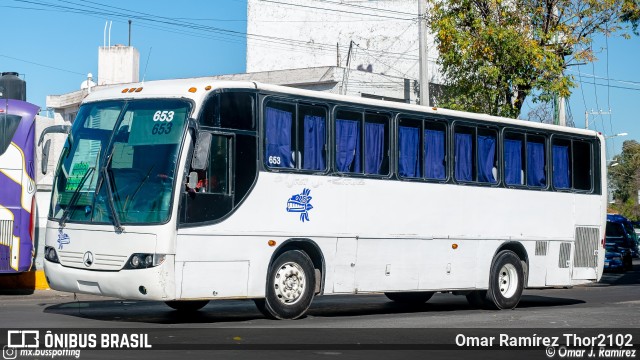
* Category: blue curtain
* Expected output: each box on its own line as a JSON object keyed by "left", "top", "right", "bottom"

{"left": 477, "top": 135, "right": 496, "bottom": 183}
{"left": 504, "top": 139, "right": 522, "bottom": 185}
{"left": 553, "top": 145, "right": 570, "bottom": 188}
{"left": 265, "top": 107, "right": 292, "bottom": 168}
{"left": 527, "top": 142, "right": 546, "bottom": 186}
{"left": 303, "top": 115, "right": 325, "bottom": 171}
{"left": 455, "top": 133, "right": 472, "bottom": 181}
{"left": 398, "top": 126, "right": 420, "bottom": 177}
{"left": 365, "top": 122, "right": 385, "bottom": 174}
{"left": 424, "top": 129, "right": 445, "bottom": 179}
{"left": 335, "top": 119, "right": 361, "bottom": 172}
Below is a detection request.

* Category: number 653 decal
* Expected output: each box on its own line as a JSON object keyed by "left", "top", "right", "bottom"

{"left": 153, "top": 110, "right": 175, "bottom": 122}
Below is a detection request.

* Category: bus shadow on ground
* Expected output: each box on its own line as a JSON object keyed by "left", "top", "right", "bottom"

{"left": 42, "top": 292, "right": 585, "bottom": 324}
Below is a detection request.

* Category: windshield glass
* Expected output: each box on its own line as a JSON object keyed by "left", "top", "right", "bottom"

{"left": 50, "top": 99, "right": 191, "bottom": 224}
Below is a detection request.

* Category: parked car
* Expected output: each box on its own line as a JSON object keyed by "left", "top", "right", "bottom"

{"left": 606, "top": 216, "right": 640, "bottom": 258}
{"left": 604, "top": 243, "right": 632, "bottom": 272}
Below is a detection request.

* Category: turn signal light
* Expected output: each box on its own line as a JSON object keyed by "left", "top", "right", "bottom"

{"left": 268, "top": 240, "right": 277, "bottom": 247}
{"left": 452, "top": 243, "right": 459, "bottom": 249}
{"left": 44, "top": 246, "right": 59, "bottom": 263}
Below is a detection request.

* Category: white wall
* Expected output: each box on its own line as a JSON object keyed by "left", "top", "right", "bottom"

{"left": 247, "top": 0, "right": 442, "bottom": 85}
{"left": 98, "top": 45, "right": 140, "bottom": 85}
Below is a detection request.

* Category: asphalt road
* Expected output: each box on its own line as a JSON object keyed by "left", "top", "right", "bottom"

{"left": 0, "top": 261, "right": 638, "bottom": 360}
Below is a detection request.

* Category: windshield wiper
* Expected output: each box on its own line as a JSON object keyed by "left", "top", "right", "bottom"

{"left": 101, "top": 166, "right": 125, "bottom": 233}
{"left": 59, "top": 167, "right": 95, "bottom": 227}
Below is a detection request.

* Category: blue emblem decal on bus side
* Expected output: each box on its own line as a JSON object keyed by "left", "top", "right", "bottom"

{"left": 57, "top": 228, "right": 70, "bottom": 249}
{"left": 286, "top": 188, "right": 313, "bottom": 222}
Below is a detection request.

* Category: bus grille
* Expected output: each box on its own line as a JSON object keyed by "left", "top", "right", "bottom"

{"left": 535, "top": 241, "right": 548, "bottom": 256}
{"left": 58, "top": 251, "right": 129, "bottom": 270}
{"left": 0, "top": 220, "right": 14, "bottom": 271}
{"left": 574, "top": 227, "right": 599, "bottom": 268}
{"left": 558, "top": 242, "right": 571, "bottom": 268}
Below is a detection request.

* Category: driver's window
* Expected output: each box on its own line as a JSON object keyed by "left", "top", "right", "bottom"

{"left": 199, "top": 135, "right": 230, "bottom": 194}
{"left": 181, "top": 134, "right": 234, "bottom": 224}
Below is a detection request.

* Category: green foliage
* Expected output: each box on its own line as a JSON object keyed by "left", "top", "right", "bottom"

{"left": 608, "top": 140, "right": 640, "bottom": 219}
{"left": 427, "top": 0, "right": 640, "bottom": 118}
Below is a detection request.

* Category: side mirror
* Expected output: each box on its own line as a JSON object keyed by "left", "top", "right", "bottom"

{"left": 41, "top": 139, "right": 51, "bottom": 175}
{"left": 191, "top": 132, "right": 212, "bottom": 171}
{"left": 38, "top": 125, "right": 71, "bottom": 146}
{"left": 186, "top": 171, "right": 199, "bottom": 190}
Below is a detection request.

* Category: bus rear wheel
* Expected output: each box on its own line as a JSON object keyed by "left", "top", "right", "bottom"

{"left": 256, "top": 250, "right": 316, "bottom": 320}
{"left": 485, "top": 250, "right": 524, "bottom": 310}
{"left": 165, "top": 300, "right": 209, "bottom": 312}
{"left": 384, "top": 291, "right": 435, "bottom": 303}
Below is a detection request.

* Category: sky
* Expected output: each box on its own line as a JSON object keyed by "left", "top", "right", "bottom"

{"left": 2, "top": 0, "right": 639, "bottom": 159}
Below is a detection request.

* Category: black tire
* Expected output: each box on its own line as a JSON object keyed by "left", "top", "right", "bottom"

{"left": 384, "top": 291, "right": 435, "bottom": 303}
{"left": 165, "top": 300, "right": 209, "bottom": 312}
{"left": 485, "top": 250, "right": 525, "bottom": 310}
{"left": 465, "top": 290, "right": 489, "bottom": 309}
{"left": 259, "top": 250, "right": 316, "bottom": 320}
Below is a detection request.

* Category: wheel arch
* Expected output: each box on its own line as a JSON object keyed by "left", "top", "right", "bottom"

{"left": 268, "top": 238, "right": 326, "bottom": 295}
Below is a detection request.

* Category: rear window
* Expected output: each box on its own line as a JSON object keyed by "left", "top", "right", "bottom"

{"left": 605, "top": 222, "right": 626, "bottom": 237}
{"left": 0, "top": 114, "right": 21, "bottom": 155}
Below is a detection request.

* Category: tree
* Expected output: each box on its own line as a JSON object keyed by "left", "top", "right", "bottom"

{"left": 608, "top": 140, "right": 640, "bottom": 219}
{"left": 427, "top": 0, "right": 640, "bottom": 118}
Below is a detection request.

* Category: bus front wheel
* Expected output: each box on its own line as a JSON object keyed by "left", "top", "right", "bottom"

{"left": 256, "top": 250, "right": 316, "bottom": 320}
{"left": 486, "top": 250, "right": 524, "bottom": 309}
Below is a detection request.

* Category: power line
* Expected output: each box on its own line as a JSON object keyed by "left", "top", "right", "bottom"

{"left": 257, "top": 0, "right": 417, "bottom": 21}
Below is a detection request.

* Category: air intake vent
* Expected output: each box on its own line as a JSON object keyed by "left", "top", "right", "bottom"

{"left": 574, "top": 227, "right": 599, "bottom": 268}
{"left": 535, "top": 241, "right": 549, "bottom": 256}
{"left": 558, "top": 242, "right": 571, "bottom": 268}
{"left": 0, "top": 220, "right": 14, "bottom": 271}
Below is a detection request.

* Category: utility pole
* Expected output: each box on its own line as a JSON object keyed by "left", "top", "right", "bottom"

{"left": 418, "top": 0, "right": 429, "bottom": 106}
{"left": 585, "top": 109, "right": 612, "bottom": 130}
{"left": 558, "top": 96, "right": 566, "bottom": 126}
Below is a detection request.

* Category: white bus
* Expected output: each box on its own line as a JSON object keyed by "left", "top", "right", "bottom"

{"left": 44, "top": 79, "right": 606, "bottom": 319}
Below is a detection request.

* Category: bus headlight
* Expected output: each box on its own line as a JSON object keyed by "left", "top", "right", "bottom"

{"left": 44, "top": 246, "right": 59, "bottom": 263}
{"left": 124, "top": 253, "right": 167, "bottom": 270}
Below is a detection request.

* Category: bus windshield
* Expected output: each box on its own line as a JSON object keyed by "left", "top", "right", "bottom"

{"left": 50, "top": 99, "right": 191, "bottom": 225}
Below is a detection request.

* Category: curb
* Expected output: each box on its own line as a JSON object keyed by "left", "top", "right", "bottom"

{"left": 0, "top": 270, "right": 50, "bottom": 290}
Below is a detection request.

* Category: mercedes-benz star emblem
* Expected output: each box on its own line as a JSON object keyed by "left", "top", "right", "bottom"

{"left": 83, "top": 251, "right": 94, "bottom": 267}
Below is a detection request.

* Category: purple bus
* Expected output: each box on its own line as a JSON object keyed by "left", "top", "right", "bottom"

{"left": 0, "top": 99, "right": 39, "bottom": 273}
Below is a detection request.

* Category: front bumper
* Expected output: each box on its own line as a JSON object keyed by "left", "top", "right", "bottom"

{"left": 43, "top": 255, "right": 175, "bottom": 300}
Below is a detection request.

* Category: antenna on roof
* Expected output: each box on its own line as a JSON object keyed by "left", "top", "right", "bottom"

{"left": 142, "top": 47, "right": 152, "bottom": 84}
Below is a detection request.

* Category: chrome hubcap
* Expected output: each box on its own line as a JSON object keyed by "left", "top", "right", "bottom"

{"left": 273, "top": 262, "right": 305, "bottom": 305}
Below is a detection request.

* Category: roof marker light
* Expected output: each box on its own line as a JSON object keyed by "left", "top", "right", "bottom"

{"left": 135, "top": 87, "right": 143, "bottom": 92}
{"left": 432, "top": 107, "right": 438, "bottom": 111}
{"left": 121, "top": 88, "right": 129, "bottom": 93}
{"left": 128, "top": 88, "right": 136, "bottom": 93}
{"left": 205, "top": 85, "right": 212, "bottom": 91}
{"left": 188, "top": 87, "right": 197, "bottom": 93}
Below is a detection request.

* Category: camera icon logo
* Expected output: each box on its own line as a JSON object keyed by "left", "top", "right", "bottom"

{"left": 2, "top": 345, "right": 17, "bottom": 360}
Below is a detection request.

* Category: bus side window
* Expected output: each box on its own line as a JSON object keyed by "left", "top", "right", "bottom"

{"left": 526, "top": 134, "right": 546, "bottom": 187}
{"left": 504, "top": 132, "right": 524, "bottom": 186}
{"left": 572, "top": 140, "right": 592, "bottom": 191}
{"left": 299, "top": 104, "right": 327, "bottom": 172}
{"left": 454, "top": 125, "right": 475, "bottom": 182}
{"left": 477, "top": 128, "right": 497, "bottom": 184}
{"left": 264, "top": 102, "right": 295, "bottom": 169}
{"left": 552, "top": 138, "right": 571, "bottom": 189}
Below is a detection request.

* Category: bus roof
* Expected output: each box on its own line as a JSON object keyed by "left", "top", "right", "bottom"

{"left": 82, "top": 77, "right": 601, "bottom": 139}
